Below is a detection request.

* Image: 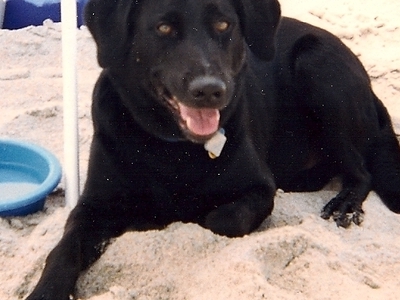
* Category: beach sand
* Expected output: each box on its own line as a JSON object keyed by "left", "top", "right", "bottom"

{"left": 1, "top": 0, "right": 400, "bottom": 299}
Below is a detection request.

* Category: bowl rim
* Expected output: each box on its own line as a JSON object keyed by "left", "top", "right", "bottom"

{"left": 0, "top": 138, "right": 62, "bottom": 212}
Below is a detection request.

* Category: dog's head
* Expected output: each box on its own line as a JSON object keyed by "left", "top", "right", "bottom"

{"left": 85, "top": 0, "right": 281, "bottom": 143}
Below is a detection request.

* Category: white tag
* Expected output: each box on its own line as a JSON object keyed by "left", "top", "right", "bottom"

{"left": 204, "top": 129, "right": 227, "bottom": 159}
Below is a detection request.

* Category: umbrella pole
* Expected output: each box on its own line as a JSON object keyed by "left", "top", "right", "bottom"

{"left": 61, "top": 0, "right": 79, "bottom": 208}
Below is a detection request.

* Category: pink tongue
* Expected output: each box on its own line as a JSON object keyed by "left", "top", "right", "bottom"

{"left": 178, "top": 103, "right": 220, "bottom": 136}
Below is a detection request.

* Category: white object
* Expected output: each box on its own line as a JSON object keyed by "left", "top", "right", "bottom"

{"left": 204, "top": 129, "right": 227, "bottom": 159}
{"left": 61, "top": 0, "right": 80, "bottom": 208}
{"left": 0, "top": 0, "right": 5, "bottom": 29}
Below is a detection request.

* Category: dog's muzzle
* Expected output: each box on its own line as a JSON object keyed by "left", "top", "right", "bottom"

{"left": 158, "top": 75, "right": 230, "bottom": 140}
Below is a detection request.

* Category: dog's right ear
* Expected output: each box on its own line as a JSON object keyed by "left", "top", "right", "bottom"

{"left": 232, "top": 0, "right": 281, "bottom": 61}
{"left": 84, "top": 0, "right": 139, "bottom": 68}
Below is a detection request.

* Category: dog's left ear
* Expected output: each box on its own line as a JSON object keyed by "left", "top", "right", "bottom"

{"left": 84, "top": 0, "right": 140, "bottom": 68}
{"left": 233, "top": 0, "right": 281, "bottom": 60}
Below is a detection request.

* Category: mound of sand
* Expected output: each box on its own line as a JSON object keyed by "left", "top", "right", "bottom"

{"left": 1, "top": 1, "right": 399, "bottom": 299}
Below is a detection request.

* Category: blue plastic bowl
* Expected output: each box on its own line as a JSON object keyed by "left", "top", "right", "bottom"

{"left": 0, "top": 139, "right": 62, "bottom": 216}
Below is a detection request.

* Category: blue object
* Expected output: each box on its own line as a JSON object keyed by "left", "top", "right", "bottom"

{"left": 0, "top": 139, "right": 62, "bottom": 216}
{"left": 3, "top": 0, "right": 88, "bottom": 29}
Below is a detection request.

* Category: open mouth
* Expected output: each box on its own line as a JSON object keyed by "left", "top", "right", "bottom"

{"left": 161, "top": 89, "right": 221, "bottom": 142}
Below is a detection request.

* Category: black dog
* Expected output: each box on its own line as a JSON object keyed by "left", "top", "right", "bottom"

{"left": 27, "top": 0, "right": 400, "bottom": 299}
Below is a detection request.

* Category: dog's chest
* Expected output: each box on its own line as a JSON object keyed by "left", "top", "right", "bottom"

{"left": 127, "top": 140, "right": 221, "bottom": 188}
{"left": 121, "top": 134, "right": 269, "bottom": 197}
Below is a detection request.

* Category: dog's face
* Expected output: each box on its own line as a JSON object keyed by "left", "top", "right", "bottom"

{"left": 132, "top": 0, "right": 246, "bottom": 143}
{"left": 85, "top": 0, "right": 281, "bottom": 143}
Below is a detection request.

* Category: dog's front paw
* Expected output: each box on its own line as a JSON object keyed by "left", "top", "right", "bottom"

{"left": 321, "top": 190, "right": 364, "bottom": 228}
{"left": 204, "top": 204, "right": 252, "bottom": 237}
{"left": 26, "top": 291, "right": 74, "bottom": 300}
{"left": 25, "top": 280, "right": 75, "bottom": 300}
{"left": 26, "top": 290, "right": 74, "bottom": 300}
{"left": 204, "top": 201, "right": 264, "bottom": 237}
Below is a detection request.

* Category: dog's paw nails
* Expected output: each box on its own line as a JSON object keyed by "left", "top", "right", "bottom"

{"left": 321, "top": 193, "right": 365, "bottom": 228}
{"left": 320, "top": 210, "right": 331, "bottom": 220}
{"left": 332, "top": 212, "right": 352, "bottom": 228}
{"left": 352, "top": 210, "right": 364, "bottom": 225}
{"left": 321, "top": 209, "right": 364, "bottom": 228}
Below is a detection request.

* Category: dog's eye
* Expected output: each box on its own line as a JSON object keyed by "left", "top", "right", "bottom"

{"left": 157, "top": 23, "right": 174, "bottom": 36}
{"left": 213, "top": 21, "right": 230, "bottom": 33}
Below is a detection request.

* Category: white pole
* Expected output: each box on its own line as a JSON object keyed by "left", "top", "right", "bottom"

{"left": 61, "top": 0, "right": 79, "bottom": 208}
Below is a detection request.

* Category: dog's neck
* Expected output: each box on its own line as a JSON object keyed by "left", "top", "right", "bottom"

{"left": 160, "top": 128, "right": 227, "bottom": 159}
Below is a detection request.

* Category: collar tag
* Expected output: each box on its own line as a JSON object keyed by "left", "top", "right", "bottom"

{"left": 204, "top": 128, "right": 227, "bottom": 159}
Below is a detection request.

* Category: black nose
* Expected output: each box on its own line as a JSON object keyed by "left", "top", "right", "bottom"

{"left": 189, "top": 76, "right": 227, "bottom": 106}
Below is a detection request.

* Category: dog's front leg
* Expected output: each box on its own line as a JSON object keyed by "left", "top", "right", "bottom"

{"left": 26, "top": 202, "right": 125, "bottom": 300}
{"left": 26, "top": 229, "right": 85, "bottom": 300}
{"left": 203, "top": 187, "right": 274, "bottom": 237}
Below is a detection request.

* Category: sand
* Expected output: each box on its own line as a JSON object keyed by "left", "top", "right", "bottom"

{"left": 1, "top": 0, "right": 400, "bottom": 299}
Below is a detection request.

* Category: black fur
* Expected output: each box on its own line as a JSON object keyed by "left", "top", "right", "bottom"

{"left": 26, "top": 0, "right": 400, "bottom": 299}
